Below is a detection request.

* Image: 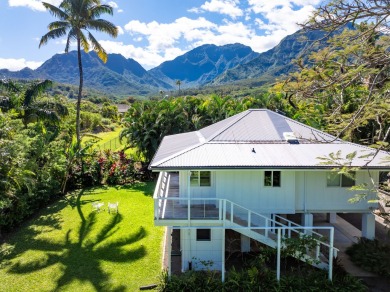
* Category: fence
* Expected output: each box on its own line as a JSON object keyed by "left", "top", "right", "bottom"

{"left": 97, "top": 136, "right": 121, "bottom": 151}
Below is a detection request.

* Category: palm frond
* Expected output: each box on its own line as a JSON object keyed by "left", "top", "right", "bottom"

{"left": 0, "top": 79, "right": 20, "bottom": 93}
{"left": 42, "top": 2, "right": 68, "bottom": 20}
{"left": 89, "top": 4, "right": 114, "bottom": 18}
{"left": 22, "top": 80, "right": 53, "bottom": 107}
{"left": 86, "top": 19, "right": 118, "bottom": 37}
{"left": 39, "top": 27, "right": 68, "bottom": 47}
{"left": 65, "top": 28, "right": 77, "bottom": 53}
{"left": 79, "top": 31, "right": 90, "bottom": 52}
{"left": 87, "top": 32, "right": 107, "bottom": 62}
{"left": 48, "top": 21, "right": 70, "bottom": 30}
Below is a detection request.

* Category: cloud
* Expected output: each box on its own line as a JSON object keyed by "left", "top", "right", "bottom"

{"left": 117, "top": 9, "right": 124, "bottom": 13}
{"left": 248, "top": 0, "right": 319, "bottom": 34}
{"left": 0, "top": 58, "right": 43, "bottom": 71}
{"left": 116, "top": 26, "right": 124, "bottom": 35}
{"left": 106, "top": 1, "right": 118, "bottom": 9}
{"left": 8, "top": 0, "right": 62, "bottom": 12}
{"left": 189, "top": 0, "right": 243, "bottom": 19}
{"left": 101, "top": 1, "right": 319, "bottom": 69}
{"left": 98, "top": 40, "right": 187, "bottom": 69}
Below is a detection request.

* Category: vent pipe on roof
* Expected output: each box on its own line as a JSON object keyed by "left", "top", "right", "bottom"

{"left": 283, "top": 132, "right": 299, "bottom": 144}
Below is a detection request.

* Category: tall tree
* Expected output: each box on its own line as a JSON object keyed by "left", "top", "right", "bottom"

{"left": 303, "top": 0, "right": 390, "bottom": 36}
{"left": 176, "top": 80, "right": 182, "bottom": 95}
{"left": 39, "top": 0, "right": 118, "bottom": 149}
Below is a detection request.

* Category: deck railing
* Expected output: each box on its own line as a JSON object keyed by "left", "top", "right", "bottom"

{"left": 154, "top": 172, "right": 338, "bottom": 278}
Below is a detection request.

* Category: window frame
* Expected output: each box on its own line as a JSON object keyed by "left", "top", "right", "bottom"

{"left": 190, "top": 171, "right": 211, "bottom": 187}
{"left": 264, "top": 171, "right": 281, "bottom": 187}
{"left": 326, "top": 172, "right": 356, "bottom": 187}
{"left": 196, "top": 229, "right": 211, "bottom": 241}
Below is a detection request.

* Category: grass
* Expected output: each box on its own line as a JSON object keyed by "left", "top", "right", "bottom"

{"left": 0, "top": 183, "right": 164, "bottom": 292}
{"left": 83, "top": 127, "right": 137, "bottom": 156}
{"left": 83, "top": 127, "right": 123, "bottom": 150}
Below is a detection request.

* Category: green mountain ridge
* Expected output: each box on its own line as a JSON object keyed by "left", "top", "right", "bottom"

{"left": 0, "top": 28, "right": 337, "bottom": 96}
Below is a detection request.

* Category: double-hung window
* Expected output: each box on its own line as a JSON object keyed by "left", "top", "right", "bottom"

{"left": 264, "top": 171, "right": 281, "bottom": 187}
{"left": 190, "top": 171, "right": 211, "bottom": 187}
{"left": 327, "top": 172, "right": 355, "bottom": 187}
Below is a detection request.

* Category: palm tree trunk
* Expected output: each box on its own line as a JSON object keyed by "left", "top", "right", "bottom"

{"left": 76, "top": 37, "right": 83, "bottom": 150}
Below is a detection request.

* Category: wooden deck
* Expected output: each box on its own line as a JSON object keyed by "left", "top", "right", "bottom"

{"left": 157, "top": 173, "right": 220, "bottom": 220}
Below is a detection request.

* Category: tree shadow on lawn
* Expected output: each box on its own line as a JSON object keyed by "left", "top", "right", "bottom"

{"left": 4, "top": 190, "right": 147, "bottom": 291}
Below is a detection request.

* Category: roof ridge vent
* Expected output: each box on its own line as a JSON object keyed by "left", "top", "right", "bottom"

{"left": 283, "top": 132, "right": 299, "bottom": 144}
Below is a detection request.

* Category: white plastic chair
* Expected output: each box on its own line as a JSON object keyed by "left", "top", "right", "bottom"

{"left": 92, "top": 202, "right": 104, "bottom": 212}
{"left": 108, "top": 202, "right": 119, "bottom": 214}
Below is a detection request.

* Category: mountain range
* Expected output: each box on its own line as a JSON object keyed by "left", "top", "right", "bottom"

{"left": 0, "top": 28, "right": 328, "bottom": 96}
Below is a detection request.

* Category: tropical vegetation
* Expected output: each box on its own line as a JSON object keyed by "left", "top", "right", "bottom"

{"left": 346, "top": 238, "right": 390, "bottom": 279}
{"left": 158, "top": 249, "right": 366, "bottom": 291}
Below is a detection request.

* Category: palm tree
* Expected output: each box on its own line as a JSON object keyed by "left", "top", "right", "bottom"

{"left": 0, "top": 79, "right": 68, "bottom": 126}
{"left": 39, "top": 0, "right": 118, "bottom": 149}
{"left": 176, "top": 80, "right": 182, "bottom": 95}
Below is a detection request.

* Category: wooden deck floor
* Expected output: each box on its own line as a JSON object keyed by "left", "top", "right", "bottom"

{"left": 157, "top": 173, "right": 220, "bottom": 220}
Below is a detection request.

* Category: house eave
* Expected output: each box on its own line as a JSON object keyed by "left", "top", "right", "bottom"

{"left": 150, "top": 165, "right": 389, "bottom": 172}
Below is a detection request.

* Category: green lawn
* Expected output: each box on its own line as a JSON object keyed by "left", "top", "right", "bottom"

{"left": 83, "top": 127, "right": 123, "bottom": 150}
{"left": 0, "top": 183, "right": 164, "bottom": 292}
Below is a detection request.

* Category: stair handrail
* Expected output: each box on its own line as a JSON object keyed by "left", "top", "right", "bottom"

{"left": 224, "top": 199, "right": 338, "bottom": 253}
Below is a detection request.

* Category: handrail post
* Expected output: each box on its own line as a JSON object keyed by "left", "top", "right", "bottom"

{"left": 231, "top": 203, "right": 233, "bottom": 224}
{"left": 248, "top": 211, "right": 251, "bottom": 228}
{"left": 277, "top": 228, "right": 281, "bottom": 282}
{"left": 328, "top": 227, "right": 334, "bottom": 281}
{"left": 154, "top": 198, "right": 159, "bottom": 221}
{"left": 223, "top": 200, "right": 226, "bottom": 226}
{"left": 288, "top": 222, "right": 291, "bottom": 238}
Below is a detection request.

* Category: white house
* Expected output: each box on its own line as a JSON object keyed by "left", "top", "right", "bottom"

{"left": 149, "top": 109, "right": 389, "bottom": 280}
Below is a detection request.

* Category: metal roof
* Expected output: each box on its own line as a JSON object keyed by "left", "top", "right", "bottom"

{"left": 150, "top": 109, "right": 390, "bottom": 170}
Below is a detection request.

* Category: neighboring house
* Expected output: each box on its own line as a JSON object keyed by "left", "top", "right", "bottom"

{"left": 149, "top": 109, "right": 389, "bottom": 280}
{"left": 116, "top": 104, "right": 130, "bottom": 114}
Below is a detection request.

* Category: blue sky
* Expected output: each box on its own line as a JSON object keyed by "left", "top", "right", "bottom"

{"left": 0, "top": 0, "right": 320, "bottom": 71}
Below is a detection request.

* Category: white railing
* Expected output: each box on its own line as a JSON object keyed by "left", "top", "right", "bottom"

{"left": 154, "top": 172, "right": 338, "bottom": 278}
{"left": 153, "top": 172, "right": 169, "bottom": 220}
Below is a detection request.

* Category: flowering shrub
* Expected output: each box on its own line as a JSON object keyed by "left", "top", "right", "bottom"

{"left": 68, "top": 150, "right": 140, "bottom": 188}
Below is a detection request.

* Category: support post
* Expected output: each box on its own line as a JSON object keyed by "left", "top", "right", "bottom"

{"left": 222, "top": 228, "right": 225, "bottom": 282}
{"left": 301, "top": 213, "right": 313, "bottom": 235}
{"left": 327, "top": 213, "right": 337, "bottom": 224}
{"left": 277, "top": 228, "right": 281, "bottom": 282}
{"left": 328, "top": 227, "right": 334, "bottom": 281}
{"left": 241, "top": 234, "right": 251, "bottom": 252}
{"left": 362, "top": 213, "right": 375, "bottom": 239}
{"left": 167, "top": 227, "right": 172, "bottom": 277}
{"left": 187, "top": 171, "right": 191, "bottom": 223}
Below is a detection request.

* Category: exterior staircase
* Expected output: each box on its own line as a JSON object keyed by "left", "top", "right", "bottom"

{"left": 223, "top": 200, "right": 337, "bottom": 270}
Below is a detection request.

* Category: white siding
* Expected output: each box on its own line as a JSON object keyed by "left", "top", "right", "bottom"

{"left": 179, "top": 170, "right": 216, "bottom": 199}
{"left": 216, "top": 170, "right": 295, "bottom": 214}
{"left": 297, "top": 171, "right": 378, "bottom": 212}
{"left": 180, "top": 229, "right": 223, "bottom": 271}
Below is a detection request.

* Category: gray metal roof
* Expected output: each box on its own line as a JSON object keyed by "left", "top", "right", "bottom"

{"left": 150, "top": 109, "right": 390, "bottom": 170}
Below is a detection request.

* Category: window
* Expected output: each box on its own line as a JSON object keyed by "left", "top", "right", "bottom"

{"left": 326, "top": 172, "right": 356, "bottom": 187}
{"left": 264, "top": 171, "right": 281, "bottom": 187}
{"left": 190, "top": 171, "right": 211, "bottom": 187}
{"left": 196, "top": 229, "right": 211, "bottom": 241}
